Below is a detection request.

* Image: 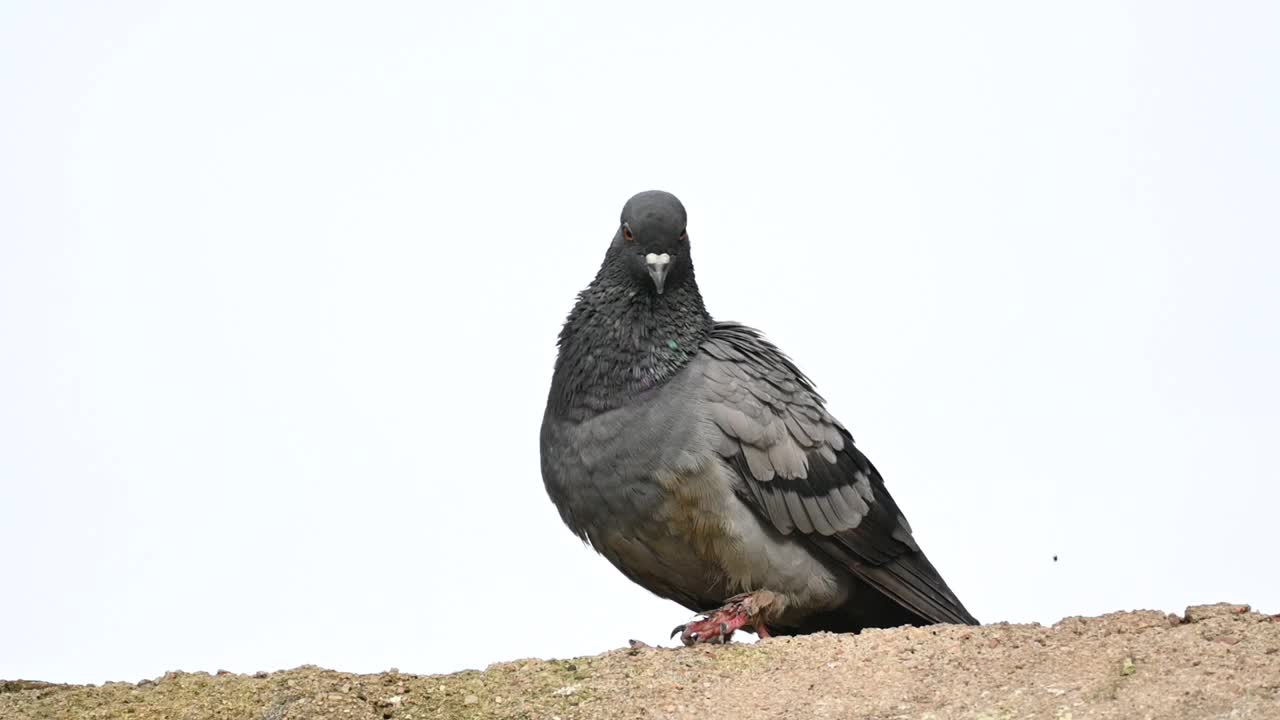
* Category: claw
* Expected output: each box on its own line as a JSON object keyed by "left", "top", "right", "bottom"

{"left": 670, "top": 591, "right": 780, "bottom": 647}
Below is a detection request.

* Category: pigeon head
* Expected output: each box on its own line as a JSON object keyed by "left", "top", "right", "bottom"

{"left": 610, "top": 190, "right": 693, "bottom": 296}
{"left": 548, "top": 190, "right": 713, "bottom": 417}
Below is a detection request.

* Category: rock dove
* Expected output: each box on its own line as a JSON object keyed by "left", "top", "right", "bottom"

{"left": 540, "top": 190, "right": 978, "bottom": 645}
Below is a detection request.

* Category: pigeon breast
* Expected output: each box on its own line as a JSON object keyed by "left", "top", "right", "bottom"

{"left": 540, "top": 355, "right": 851, "bottom": 618}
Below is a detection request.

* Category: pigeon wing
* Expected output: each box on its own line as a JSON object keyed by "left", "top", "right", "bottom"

{"left": 700, "top": 322, "right": 978, "bottom": 626}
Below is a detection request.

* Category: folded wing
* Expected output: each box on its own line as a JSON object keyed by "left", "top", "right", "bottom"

{"left": 701, "top": 322, "right": 978, "bottom": 626}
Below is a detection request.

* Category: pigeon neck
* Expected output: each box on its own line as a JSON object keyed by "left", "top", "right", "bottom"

{"left": 549, "top": 278, "right": 713, "bottom": 420}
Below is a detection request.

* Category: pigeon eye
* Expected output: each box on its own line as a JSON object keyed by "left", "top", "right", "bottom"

{"left": 622, "top": 223, "right": 635, "bottom": 242}
{"left": 679, "top": 229, "right": 688, "bottom": 242}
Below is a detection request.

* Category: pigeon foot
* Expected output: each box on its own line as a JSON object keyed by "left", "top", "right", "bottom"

{"left": 670, "top": 590, "right": 780, "bottom": 646}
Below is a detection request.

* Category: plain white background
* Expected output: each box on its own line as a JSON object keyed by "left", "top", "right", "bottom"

{"left": 2, "top": 1, "right": 1277, "bottom": 685}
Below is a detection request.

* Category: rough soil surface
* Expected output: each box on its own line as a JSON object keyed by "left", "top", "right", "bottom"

{"left": 4, "top": 604, "right": 1279, "bottom": 719}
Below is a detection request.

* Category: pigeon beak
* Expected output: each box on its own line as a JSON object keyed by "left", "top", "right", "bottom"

{"left": 645, "top": 252, "right": 671, "bottom": 295}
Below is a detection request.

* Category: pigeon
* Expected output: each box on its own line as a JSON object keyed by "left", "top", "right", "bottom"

{"left": 540, "top": 190, "right": 978, "bottom": 645}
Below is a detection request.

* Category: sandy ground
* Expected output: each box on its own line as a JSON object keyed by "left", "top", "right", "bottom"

{"left": 4, "top": 603, "right": 1279, "bottom": 719}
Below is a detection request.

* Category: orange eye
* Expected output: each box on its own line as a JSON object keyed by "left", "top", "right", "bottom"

{"left": 622, "top": 223, "right": 635, "bottom": 242}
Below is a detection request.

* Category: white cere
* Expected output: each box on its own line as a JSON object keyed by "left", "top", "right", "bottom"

{"left": 645, "top": 253, "right": 671, "bottom": 266}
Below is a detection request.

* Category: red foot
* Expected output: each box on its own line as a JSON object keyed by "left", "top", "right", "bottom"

{"left": 671, "top": 592, "right": 774, "bottom": 646}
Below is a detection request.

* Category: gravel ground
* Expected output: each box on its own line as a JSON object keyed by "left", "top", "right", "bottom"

{"left": 4, "top": 603, "right": 1279, "bottom": 719}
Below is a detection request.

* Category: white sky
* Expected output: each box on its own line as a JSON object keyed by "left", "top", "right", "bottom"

{"left": 2, "top": 1, "right": 1278, "bottom": 685}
